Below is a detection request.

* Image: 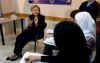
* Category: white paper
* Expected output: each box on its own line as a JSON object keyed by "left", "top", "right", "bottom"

{"left": 43, "top": 37, "right": 56, "bottom": 46}
{"left": 19, "top": 52, "right": 46, "bottom": 63}
{"left": 46, "top": 29, "right": 54, "bottom": 34}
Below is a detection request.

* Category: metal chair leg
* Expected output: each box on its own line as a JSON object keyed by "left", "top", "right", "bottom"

{"left": 34, "top": 41, "right": 37, "bottom": 52}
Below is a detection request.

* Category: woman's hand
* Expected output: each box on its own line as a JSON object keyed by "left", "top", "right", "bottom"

{"left": 34, "top": 17, "right": 38, "bottom": 25}
{"left": 25, "top": 56, "right": 41, "bottom": 63}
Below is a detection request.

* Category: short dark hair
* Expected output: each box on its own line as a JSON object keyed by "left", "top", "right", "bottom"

{"left": 70, "top": 9, "right": 82, "bottom": 18}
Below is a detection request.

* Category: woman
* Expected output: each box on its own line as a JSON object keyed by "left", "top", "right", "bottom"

{"left": 6, "top": 5, "right": 47, "bottom": 61}
{"left": 75, "top": 12, "right": 96, "bottom": 62}
{"left": 25, "top": 21, "right": 89, "bottom": 63}
{"left": 75, "top": 12, "right": 96, "bottom": 52}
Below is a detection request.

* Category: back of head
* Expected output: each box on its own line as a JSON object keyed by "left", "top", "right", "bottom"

{"left": 75, "top": 12, "right": 94, "bottom": 22}
{"left": 75, "top": 12, "right": 96, "bottom": 37}
{"left": 70, "top": 9, "right": 83, "bottom": 18}
{"left": 54, "top": 21, "right": 89, "bottom": 63}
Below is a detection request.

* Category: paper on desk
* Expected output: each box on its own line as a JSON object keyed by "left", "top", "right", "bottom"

{"left": 46, "top": 29, "right": 54, "bottom": 34}
{"left": 19, "top": 52, "right": 46, "bottom": 63}
{"left": 44, "top": 37, "right": 56, "bottom": 46}
{"left": 0, "top": 18, "right": 5, "bottom": 21}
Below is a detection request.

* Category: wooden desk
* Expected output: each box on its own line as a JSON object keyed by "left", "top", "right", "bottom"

{"left": 0, "top": 17, "right": 25, "bottom": 45}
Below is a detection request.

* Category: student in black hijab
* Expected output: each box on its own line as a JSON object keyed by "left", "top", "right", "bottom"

{"left": 25, "top": 21, "right": 89, "bottom": 63}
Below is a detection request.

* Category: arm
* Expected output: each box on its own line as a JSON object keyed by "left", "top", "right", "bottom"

{"left": 39, "top": 16, "right": 47, "bottom": 30}
{"left": 79, "top": 2, "right": 84, "bottom": 10}
{"left": 25, "top": 56, "right": 41, "bottom": 63}
{"left": 25, "top": 56, "right": 55, "bottom": 63}
{"left": 79, "top": 1, "right": 87, "bottom": 10}
{"left": 96, "top": 3, "right": 99, "bottom": 17}
{"left": 79, "top": 31, "right": 90, "bottom": 63}
{"left": 27, "top": 17, "right": 33, "bottom": 27}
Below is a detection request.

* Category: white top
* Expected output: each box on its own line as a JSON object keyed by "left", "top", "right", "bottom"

{"left": 75, "top": 12, "right": 96, "bottom": 39}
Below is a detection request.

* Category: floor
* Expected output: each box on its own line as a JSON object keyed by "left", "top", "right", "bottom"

{"left": 0, "top": 34, "right": 44, "bottom": 63}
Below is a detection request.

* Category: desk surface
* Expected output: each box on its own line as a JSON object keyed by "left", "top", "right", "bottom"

{"left": 0, "top": 17, "right": 25, "bottom": 24}
{"left": 0, "top": 16, "right": 99, "bottom": 24}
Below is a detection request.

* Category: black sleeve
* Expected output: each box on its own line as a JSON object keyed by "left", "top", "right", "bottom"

{"left": 29, "top": 15, "right": 34, "bottom": 21}
{"left": 79, "top": 31, "right": 90, "bottom": 63}
{"left": 41, "top": 16, "right": 47, "bottom": 30}
{"left": 38, "top": 16, "right": 47, "bottom": 30}
{"left": 96, "top": 2, "right": 100, "bottom": 18}
{"left": 41, "top": 56, "right": 56, "bottom": 62}
{"left": 79, "top": 1, "right": 87, "bottom": 10}
{"left": 98, "top": 4, "right": 100, "bottom": 17}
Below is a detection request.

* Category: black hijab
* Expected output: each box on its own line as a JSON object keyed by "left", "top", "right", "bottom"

{"left": 54, "top": 21, "right": 89, "bottom": 63}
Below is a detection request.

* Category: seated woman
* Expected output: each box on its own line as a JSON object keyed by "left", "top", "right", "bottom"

{"left": 70, "top": 10, "right": 96, "bottom": 62}
{"left": 75, "top": 12, "right": 96, "bottom": 51}
{"left": 25, "top": 21, "right": 89, "bottom": 63}
{"left": 6, "top": 5, "right": 47, "bottom": 61}
{"left": 75, "top": 12, "right": 96, "bottom": 62}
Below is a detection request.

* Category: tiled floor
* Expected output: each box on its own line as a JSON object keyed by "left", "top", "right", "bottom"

{"left": 0, "top": 34, "right": 44, "bottom": 63}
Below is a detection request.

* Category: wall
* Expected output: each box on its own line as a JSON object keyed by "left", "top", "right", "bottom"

{"left": 20, "top": 0, "right": 86, "bottom": 18}
{"left": 0, "top": 0, "right": 14, "bottom": 13}
{"left": 1, "top": 0, "right": 100, "bottom": 17}
{"left": 1, "top": 0, "right": 100, "bottom": 35}
{"left": 17, "top": 0, "right": 100, "bottom": 18}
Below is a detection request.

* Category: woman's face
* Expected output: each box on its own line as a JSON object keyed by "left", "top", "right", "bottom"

{"left": 32, "top": 7, "right": 40, "bottom": 16}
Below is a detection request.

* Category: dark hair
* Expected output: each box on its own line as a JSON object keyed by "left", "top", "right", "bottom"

{"left": 70, "top": 9, "right": 82, "bottom": 18}
{"left": 54, "top": 21, "right": 89, "bottom": 63}
{"left": 31, "top": 5, "right": 40, "bottom": 12}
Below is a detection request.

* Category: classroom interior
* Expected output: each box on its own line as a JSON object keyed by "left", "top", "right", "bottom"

{"left": 0, "top": 0, "right": 100, "bottom": 63}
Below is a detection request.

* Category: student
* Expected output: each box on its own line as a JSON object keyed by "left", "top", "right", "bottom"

{"left": 71, "top": 11, "right": 96, "bottom": 62}
{"left": 25, "top": 21, "right": 89, "bottom": 63}
{"left": 79, "top": 0, "right": 99, "bottom": 21}
{"left": 6, "top": 5, "right": 47, "bottom": 61}
{"left": 75, "top": 12, "right": 96, "bottom": 52}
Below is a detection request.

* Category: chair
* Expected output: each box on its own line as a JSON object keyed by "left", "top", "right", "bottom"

{"left": 33, "top": 35, "right": 44, "bottom": 52}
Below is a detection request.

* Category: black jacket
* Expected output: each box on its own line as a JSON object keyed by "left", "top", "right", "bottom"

{"left": 79, "top": 1, "right": 99, "bottom": 21}
{"left": 41, "top": 21, "right": 89, "bottom": 63}
{"left": 28, "top": 14, "right": 47, "bottom": 39}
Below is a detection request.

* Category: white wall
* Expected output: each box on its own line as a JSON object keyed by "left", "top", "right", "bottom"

{"left": 1, "top": 0, "right": 14, "bottom": 13}
{"left": 1, "top": 0, "right": 100, "bottom": 16}
{"left": 23, "top": 0, "right": 100, "bottom": 18}
{"left": 20, "top": 0, "right": 86, "bottom": 18}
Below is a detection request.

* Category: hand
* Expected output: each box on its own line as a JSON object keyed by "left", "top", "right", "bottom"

{"left": 34, "top": 17, "right": 38, "bottom": 25}
{"left": 25, "top": 56, "right": 41, "bottom": 63}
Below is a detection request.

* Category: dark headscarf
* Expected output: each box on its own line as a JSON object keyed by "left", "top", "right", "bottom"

{"left": 54, "top": 21, "right": 89, "bottom": 63}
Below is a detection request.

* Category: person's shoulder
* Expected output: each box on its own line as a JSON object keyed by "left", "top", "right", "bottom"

{"left": 29, "top": 15, "right": 34, "bottom": 20}
{"left": 39, "top": 14, "right": 45, "bottom": 18}
{"left": 94, "top": 1, "right": 100, "bottom": 6}
{"left": 29, "top": 14, "right": 34, "bottom": 17}
{"left": 81, "top": 1, "right": 88, "bottom": 5}
{"left": 39, "top": 14, "right": 45, "bottom": 17}
{"left": 95, "top": 1, "right": 99, "bottom": 4}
